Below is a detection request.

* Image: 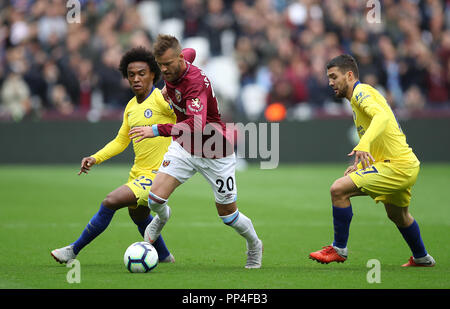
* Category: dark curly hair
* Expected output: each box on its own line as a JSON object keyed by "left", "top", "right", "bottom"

{"left": 119, "top": 46, "right": 161, "bottom": 84}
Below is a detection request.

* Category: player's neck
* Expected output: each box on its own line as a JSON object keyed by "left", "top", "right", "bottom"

{"left": 136, "top": 85, "right": 155, "bottom": 103}
{"left": 178, "top": 61, "right": 188, "bottom": 79}
{"left": 347, "top": 80, "right": 360, "bottom": 100}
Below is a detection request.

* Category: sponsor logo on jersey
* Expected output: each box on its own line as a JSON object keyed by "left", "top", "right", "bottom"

{"left": 162, "top": 160, "right": 171, "bottom": 167}
{"left": 356, "top": 92, "right": 363, "bottom": 101}
{"left": 144, "top": 109, "right": 153, "bottom": 118}
{"left": 355, "top": 91, "right": 370, "bottom": 106}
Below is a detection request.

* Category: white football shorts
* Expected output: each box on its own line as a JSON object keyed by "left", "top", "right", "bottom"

{"left": 158, "top": 141, "right": 237, "bottom": 204}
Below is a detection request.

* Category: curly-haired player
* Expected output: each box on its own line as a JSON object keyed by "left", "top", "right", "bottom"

{"left": 51, "top": 47, "right": 177, "bottom": 264}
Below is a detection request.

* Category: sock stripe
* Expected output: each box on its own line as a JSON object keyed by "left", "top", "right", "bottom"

{"left": 221, "top": 211, "right": 240, "bottom": 226}
{"left": 148, "top": 192, "right": 167, "bottom": 205}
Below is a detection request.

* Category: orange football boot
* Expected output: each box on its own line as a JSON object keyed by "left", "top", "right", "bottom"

{"left": 401, "top": 255, "right": 436, "bottom": 267}
{"left": 309, "top": 245, "right": 347, "bottom": 264}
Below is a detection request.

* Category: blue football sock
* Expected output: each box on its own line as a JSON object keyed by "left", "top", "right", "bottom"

{"left": 397, "top": 219, "right": 427, "bottom": 258}
{"left": 132, "top": 214, "right": 153, "bottom": 238}
{"left": 132, "top": 215, "right": 171, "bottom": 261}
{"left": 72, "top": 204, "right": 115, "bottom": 255}
{"left": 332, "top": 205, "right": 353, "bottom": 249}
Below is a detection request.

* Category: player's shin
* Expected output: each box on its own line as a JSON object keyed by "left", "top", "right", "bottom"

{"left": 332, "top": 205, "right": 353, "bottom": 250}
{"left": 72, "top": 204, "right": 116, "bottom": 255}
{"left": 148, "top": 192, "right": 170, "bottom": 222}
{"left": 220, "top": 210, "right": 259, "bottom": 248}
{"left": 131, "top": 214, "right": 171, "bottom": 260}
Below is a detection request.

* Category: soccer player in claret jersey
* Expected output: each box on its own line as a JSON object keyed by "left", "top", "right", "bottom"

{"left": 51, "top": 47, "right": 176, "bottom": 264}
{"left": 309, "top": 54, "right": 435, "bottom": 267}
{"left": 128, "top": 35, "right": 263, "bottom": 269}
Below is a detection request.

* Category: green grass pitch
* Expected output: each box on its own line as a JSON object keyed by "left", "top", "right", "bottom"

{"left": 0, "top": 163, "right": 449, "bottom": 289}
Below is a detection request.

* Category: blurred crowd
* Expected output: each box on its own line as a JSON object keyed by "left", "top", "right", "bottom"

{"left": 1, "top": 0, "right": 450, "bottom": 122}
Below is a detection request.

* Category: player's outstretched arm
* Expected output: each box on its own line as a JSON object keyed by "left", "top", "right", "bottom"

{"left": 78, "top": 157, "right": 97, "bottom": 175}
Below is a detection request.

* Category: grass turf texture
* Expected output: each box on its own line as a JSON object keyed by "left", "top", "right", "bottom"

{"left": 0, "top": 163, "right": 448, "bottom": 289}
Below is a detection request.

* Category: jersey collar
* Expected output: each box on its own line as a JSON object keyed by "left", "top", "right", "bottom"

{"left": 147, "top": 85, "right": 155, "bottom": 102}
{"left": 141, "top": 86, "right": 155, "bottom": 102}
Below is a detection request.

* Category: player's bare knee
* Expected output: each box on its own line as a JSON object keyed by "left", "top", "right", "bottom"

{"left": 330, "top": 180, "right": 345, "bottom": 200}
{"left": 102, "top": 194, "right": 119, "bottom": 210}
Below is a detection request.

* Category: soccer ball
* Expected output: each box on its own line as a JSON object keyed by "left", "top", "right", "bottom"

{"left": 123, "top": 241, "right": 158, "bottom": 273}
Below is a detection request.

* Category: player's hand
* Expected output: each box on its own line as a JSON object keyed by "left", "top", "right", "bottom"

{"left": 128, "top": 126, "right": 155, "bottom": 143}
{"left": 78, "top": 157, "right": 96, "bottom": 175}
{"left": 348, "top": 150, "right": 375, "bottom": 170}
{"left": 344, "top": 165, "right": 358, "bottom": 176}
{"left": 161, "top": 86, "right": 169, "bottom": 102}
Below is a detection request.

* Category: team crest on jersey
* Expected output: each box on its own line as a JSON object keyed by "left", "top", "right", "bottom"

{"left": 162, "top": 160, "right": 171, "bottom": 167}
{"left": 144, "top": 109, "right": 153, "bottom": 118}
{"left": 188, "top": 98, "right": 203, "bottom": 113}
{"left": 175, "top": 89, "right": 182, "bottom": 103}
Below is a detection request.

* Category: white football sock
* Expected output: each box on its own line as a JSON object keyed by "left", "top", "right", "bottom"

{"left": 148, "top": 192, "right": 170, "bottom": 222}
{"left": 220, "top": 210, "right": 260, "bottom": 248}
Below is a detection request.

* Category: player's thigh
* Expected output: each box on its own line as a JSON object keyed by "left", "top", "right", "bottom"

{"left": 199, "top": 154, "right": 237, "bottom": 205}
{"left": 348, "top": 162, "right": 418, "bottom": 205}
{"left": 126, "top": 174, "right": 155, "bottom": 208}
{"left": 382, "top": 164, "right": 419, "bottom": 208}
{"left": 349, "top": 163, "right": 396, "bottom": 197}
{"left": 103, "top": 185, "right": 138, "bottom": 210}
{"left": 382, "top": 187, "right": 413, "bottom": 208}
{"left": 149, "top": 171, "right": 183, "bottom": 200}
{"left": 330, "top": 175, "right": 365, "bottom": 198}
{"left": 153, "top": 142, "right": 197, "bottom": 199}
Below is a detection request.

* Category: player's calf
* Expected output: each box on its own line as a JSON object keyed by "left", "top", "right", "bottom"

{"left": 148, "top": 192, "right": 170, "bottom": 222}
{"left": 219, "top": 209, "right": 263, "bottom": 268}
{"left": 145, "top": 192, "right": 171, "bottom": 244}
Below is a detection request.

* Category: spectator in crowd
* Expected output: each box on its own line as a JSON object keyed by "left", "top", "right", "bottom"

{"left": 0, "top": 0, "right": 449, "bottom": 122}
{"left": 204, "top": 0, "right": 234, "bottom": 56}
{"left": 1, "top": 71, "right": 32, "bottom": 121}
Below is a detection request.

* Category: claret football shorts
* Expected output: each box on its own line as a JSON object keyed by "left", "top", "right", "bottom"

{"left": 157, "top": 141, "right": 238, "bottom": 205}
{"left": 348, "top": 161, "right": 420, "bottom": 207}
